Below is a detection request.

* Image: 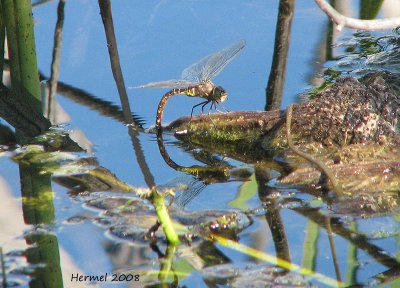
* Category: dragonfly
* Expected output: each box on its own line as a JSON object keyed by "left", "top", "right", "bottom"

{"left": 130, "top": 40, "right": 246, "bottom": 129}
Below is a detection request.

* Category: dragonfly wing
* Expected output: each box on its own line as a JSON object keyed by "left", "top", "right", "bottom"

{"left": 129, "top": 79, "right": 198, "bottom": 89}
{"left": 181, "top": 39, "right": 246, "bottom": 82}
{"left": 158, "top": 175, "right": 206, "bottom": 209}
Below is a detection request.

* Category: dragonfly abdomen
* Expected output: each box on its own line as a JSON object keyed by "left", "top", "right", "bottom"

{"left": 156, "top": 88, "right": 192, "bottom": 129}
{"left": 156, "top": 86, "right": 210, "bottom": 129}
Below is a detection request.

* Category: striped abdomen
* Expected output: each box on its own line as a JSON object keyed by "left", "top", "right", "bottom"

{"left": 156, "top": 87, "right": 204, "bottom": 130}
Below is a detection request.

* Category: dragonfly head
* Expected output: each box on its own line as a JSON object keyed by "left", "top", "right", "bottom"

{"left": 212, "top": 86, "right": 228, "bottom": 103}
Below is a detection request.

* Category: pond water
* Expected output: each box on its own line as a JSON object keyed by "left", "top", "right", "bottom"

{"left": 1, "top": 0, "right": 400, "bottom": 287}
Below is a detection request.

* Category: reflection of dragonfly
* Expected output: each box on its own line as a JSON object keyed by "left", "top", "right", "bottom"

{"left": 131, "top": 40, "right": 245, "bottom": 129}
{"left": 158, "top": 174, "right": 208, "bottom": 209}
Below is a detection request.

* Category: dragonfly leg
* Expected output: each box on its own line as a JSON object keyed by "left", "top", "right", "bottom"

{"left": 217, "top": 103, "right": 230, "bottom": 113}
{"left": 208, "top": 101, "right": 217, "bottom": 128}
{"left": 209, "top": 101, "right": 214, "bottom": 112}
{"left": 167, "top": 193, "right": 175, "bottom": 208}
{"left": 146, "top": 220, "right": 161, "bottom": 240}
{"left": 189, "top": 100, "right": 210, "bottom": 129}
{"left": 190, "top": 100, "right": 210, "bottom": 120}
{"left": 209, "top": 117, "right": 216, "bottom": 128}
{"left": 201, "top": 100, "right": 211, "bottom": 114}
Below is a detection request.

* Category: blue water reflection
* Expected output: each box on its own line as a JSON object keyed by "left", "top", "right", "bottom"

{"left": 33, "top": 1, "right": 328, "bottom": 185}
{"left": 2, "top": 0, "right": 398, "bottom": 287}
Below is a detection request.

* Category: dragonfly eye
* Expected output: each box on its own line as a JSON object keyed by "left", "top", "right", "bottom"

{"left": 213, "top": 86, "right": 228, "bottom": 102}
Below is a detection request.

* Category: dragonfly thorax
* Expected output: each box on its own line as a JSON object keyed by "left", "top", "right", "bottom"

{"left": 195, "top": 82, "right": 227, "bottom": 102}
{"left": 195, "top": 81, "right": 215, "bottom": 96}
{"left": 184, "top": 82, "right": 227, "bottom": 103}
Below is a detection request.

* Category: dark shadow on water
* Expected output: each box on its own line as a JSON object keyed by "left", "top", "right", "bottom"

{"left": 0, "top": 83, "right": 50, "bottom": 137}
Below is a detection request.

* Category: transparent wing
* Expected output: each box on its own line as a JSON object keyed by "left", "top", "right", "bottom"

{"left": 181, "top": 39, "right": 246, "bottom": 82}
{"left": 129, "top": 79, "right": 198, "bottom": 89}
{"left": 157, "top": 175, "right": 206, "bottom": 209}
{"left": 173, "top": 179, "right": 206, "bottom": 209}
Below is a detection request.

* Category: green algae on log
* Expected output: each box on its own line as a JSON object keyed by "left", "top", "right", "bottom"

{"left": 165, "top": 72, "right": 400, "bottom": 197}
{"left": 167, "top": 72, "right": 399, "bottom": 151}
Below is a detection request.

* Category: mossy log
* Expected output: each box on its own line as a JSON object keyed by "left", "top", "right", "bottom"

{"left": 165, "top": 72, "right": 400, "bottom": 197}
{"left": 168, "top": 73, "right": 399, "bottom": 150}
